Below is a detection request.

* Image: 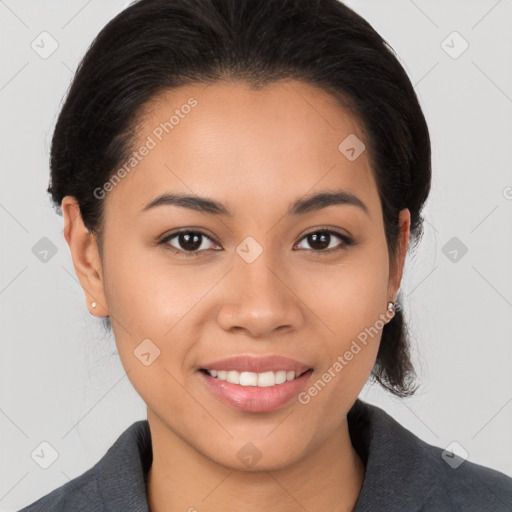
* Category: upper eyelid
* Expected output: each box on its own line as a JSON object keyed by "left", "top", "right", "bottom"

{"left": 162, "top": 227, "right": 349, "bottom": 249}
{"left": 162, "top": 228, "right": 218, "bottom": 244}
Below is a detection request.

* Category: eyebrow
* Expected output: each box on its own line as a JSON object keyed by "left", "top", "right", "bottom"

{"left": 140, "top": 189, "right": 369, "bottom": 217}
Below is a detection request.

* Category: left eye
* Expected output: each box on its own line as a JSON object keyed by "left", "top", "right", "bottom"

{"left": 295, "top": 230, "right": 350, "bottom": 252}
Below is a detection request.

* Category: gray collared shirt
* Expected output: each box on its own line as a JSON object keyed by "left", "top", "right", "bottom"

{"left": 18, "top": 398, "right": 512, "bottom": 511}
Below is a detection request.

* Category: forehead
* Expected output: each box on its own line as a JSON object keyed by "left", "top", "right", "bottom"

{"left": 104, "top": 79, "right": 379, "bottom": 220}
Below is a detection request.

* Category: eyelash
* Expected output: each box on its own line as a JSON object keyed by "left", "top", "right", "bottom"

{"left": 158, "top": 228, "right": 354, "bottom": 258}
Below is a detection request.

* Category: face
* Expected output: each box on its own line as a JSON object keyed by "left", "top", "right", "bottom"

{"left": 63, "top": 79, "right": 410, "bottom": 470}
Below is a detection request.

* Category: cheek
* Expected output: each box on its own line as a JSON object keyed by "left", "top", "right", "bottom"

{"left": 298, "top": 247, "right": 389, "bottom": 388}
{"left": 100, "top": 242, "right": 196, "bottom": 380}
{"left": 102, "top": 240, "right": 206, "bottom": 335}
{"left": 101, "top": 247, "right": 198, "bottom": 421}
{"left": 298, "top": 244, "right": 389, "bottom": 333}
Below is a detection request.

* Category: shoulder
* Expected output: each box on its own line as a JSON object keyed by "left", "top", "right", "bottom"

{"left": 17, "top": 420, "right": 152, "bottom": 512}
{"left": 350, "top": 399, "right": 512, "bottom": 511}
{"left": 16, "top": 466, "right": 102, "bottom": 512}
{"left": 419, "top": 438, "right": 512, "bottom": 511}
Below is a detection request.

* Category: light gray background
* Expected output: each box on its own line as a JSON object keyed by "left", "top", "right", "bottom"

{"left": 1, "top": 0, "right": 511, "bottom": 510}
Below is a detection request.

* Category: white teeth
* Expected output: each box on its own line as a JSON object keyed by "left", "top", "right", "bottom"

{"left": 257, "top": 371, "right": 275, "bottom": 387}
{"left": 275, "top": 370, "right": 287, "bottom": 384}
{"left": 227, "top": 370, "right": 240, "bottom": 385}
{"left": 239, "top": 371, "right": 258, "bottom": 386}
{"left": 206, "top": 369, "right": 301, "bottom": 387}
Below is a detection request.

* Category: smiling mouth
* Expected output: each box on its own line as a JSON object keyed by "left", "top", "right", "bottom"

{"left": 199, "top": 368, "right": 312, "bottom": 387}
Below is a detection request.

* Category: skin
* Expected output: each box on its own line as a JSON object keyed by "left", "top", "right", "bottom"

{"left": 62, "top": 79, "right": 410, "bottom": 512}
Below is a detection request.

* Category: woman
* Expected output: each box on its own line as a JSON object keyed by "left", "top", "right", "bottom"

{"left": 19, "top": 0, "right": 512, "bottom": 510}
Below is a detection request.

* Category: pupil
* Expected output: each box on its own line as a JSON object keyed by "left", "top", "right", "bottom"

{"left": 180, "top": 233, "right": 201, "bottom": 251}
{"left": 309, "top": 231, "right": 330, "bottom": 250}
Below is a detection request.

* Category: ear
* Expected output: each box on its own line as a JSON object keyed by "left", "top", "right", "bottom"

{"left": 388, "top": 208, "right": 411, "bottom": 303}
{"left": 61, "top": 196, "right": 108, "bottom": 317}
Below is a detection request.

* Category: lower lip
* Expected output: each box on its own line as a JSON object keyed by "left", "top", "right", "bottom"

{"left": 198, "top": 369, "right": 313, "bottom": 413}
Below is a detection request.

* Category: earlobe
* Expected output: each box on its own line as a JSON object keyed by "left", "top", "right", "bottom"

{"left": 61, "top": 196, "right": 108, "bottom": 317}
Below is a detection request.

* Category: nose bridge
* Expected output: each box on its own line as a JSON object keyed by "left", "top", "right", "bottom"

{"left": 235, "top": 236, "right": 285, "bottom": 309}
{"left": 217, "top": 235, "right": 302, "bottom": 336}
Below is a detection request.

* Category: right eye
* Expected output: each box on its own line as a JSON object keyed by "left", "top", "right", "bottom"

{"left": 159, "top": 230, "right": 221, "bottom": 258}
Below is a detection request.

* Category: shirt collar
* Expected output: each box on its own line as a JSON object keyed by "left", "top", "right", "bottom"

{"left": 349, "top": 398, "right": 438, "bottom": 511}
{"left": 95, "top": 417, "right": 152, "bottom": 511}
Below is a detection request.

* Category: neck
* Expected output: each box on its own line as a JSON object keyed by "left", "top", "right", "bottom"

{"left": 146, "top": 410, "right": 365, "bottom": 512}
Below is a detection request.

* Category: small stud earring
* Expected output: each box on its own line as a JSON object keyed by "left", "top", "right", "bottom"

{"left": 387, "top": 301, "right": 395, "bottom": 313}
{"left": 92, "top": 302, "right": 97, "bottom": 308}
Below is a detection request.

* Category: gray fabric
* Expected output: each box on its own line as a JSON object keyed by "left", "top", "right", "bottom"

{"left": 18, "top": 398, "right": 512, "bottom": 511}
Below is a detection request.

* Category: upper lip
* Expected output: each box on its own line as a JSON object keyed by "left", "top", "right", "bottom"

{"left": 200, "top": 355, "right": 312, "bottom": 374}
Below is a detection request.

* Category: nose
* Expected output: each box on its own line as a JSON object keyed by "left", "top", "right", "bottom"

{"left": 216, "top": 249, "right": 304, "bottom": 339}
